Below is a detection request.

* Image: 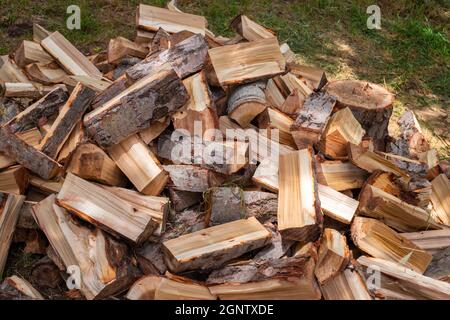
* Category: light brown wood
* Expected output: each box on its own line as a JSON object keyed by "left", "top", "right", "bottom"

{"left": 162, "top": 217, "right": 271, "bottom": 273}
{"left": 32, "top": 194, "right": 139, "bottom": 299}
{"left": 0, "top": 193, "right": 25, "bottom": 276}
{"left": 401, "top": 230, "right": 450, "bottom": 255}
{"left": 358, "top": 256, "right": 450, "bottom": 300}
{"left": 108, "top": 134, "right": 168, "bottom": 196}
{"left": 41, "top": 31, "right": 102, "bottom": 79}
{"left": 430, "top": 174, "right": 450, "bottom": 226}
{"left": 230, "top": 15, "right": 275, "bottom": 41}
{"left": 0, "top": 56, "right": 31, "bottom": 84}
{"left": 208, "top": 37, "right": 285, "bottom": 86}
{"left": 63, "top": 75, "right": 112, "bottom": 92}
{"left": 16, "top": 127, "right": 42, "bottom": 148}
{"left": 56, "top": 173, "right": 158, "bottom": 244}
{"left": 318, "top": 107, "right": 365, "bottom": 159}
{"left": 14, "top": 40, "right": 53, "bottom": 68}
{"left": 33, "top": 23, "right": 51, "bottom": 43}
{"left": 277, "top": 148, "right": 321, "bottom": 242}
{"left": 137, "top": 4, "right": 206, "bottom": 35}
{"left": 257, "top": 107, "right": 297, "bottom": 148}
{"left": 318, "top": 184, "right": 358, "bottom": 224}
{"left": 316, "top": 160, "right": 368, "bottom": 191}
{"left": 67, "top": 143, "right": 127, "bottom": 187}
{"left": 280, "top": 43, "right": 296, "bottom": 64}
{"left": 25, "top": 62, "right": 67, "bottom": 85}
{"left": 107, "top": 36, "right": 148, "bottom": 64}
{"left": 265, "top": 78, "right": 286, "bottom": 111}
{"left": 321, "top": 268, "right": 372, "bottom": 300}
{"left": 2, "top": 82, "right": 40, "bottom": 99}
{"left": 29, "top": 175, "right": 63, "bottom": 194}
{"left": 288, "top": 62, "right": 328, "bottom": 91}
{"left": 358, "top": 184, "right": 442, "bottom": 232}
{"left": 0, "top": 165, "right": 28, "bottom": 195}
{"left": 351, "top": 216, "right": 432, "bottom": 274}
{"left": 56, "top": 121, "right": 85, "bottom": 164}
{"left": 1, "top": 276, "right": 44, "bottom": 300}
{"left": 139, "top": 117, "right": 170, "bottom": 144}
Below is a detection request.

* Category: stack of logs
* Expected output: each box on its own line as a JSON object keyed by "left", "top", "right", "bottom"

{"left": 0, "top": 2, "right": 449, "bottom": 300}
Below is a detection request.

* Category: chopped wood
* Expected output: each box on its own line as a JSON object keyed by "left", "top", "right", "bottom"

{"left": 252, "top": 157, "right": 280, "bottom": 192}
{"left": 163, "top": 165, "right": 225, "bottom": 192}
{"left": 314, "top": 228, "right": 350, "bottom": 284}
{"left": 150, "top": 28, "right": 171, "bottom": 53}
{"left": 38, "top": 83, "right": 95, "bottom": 158}
{"left": 227, "top": 81, "right": 267, "bottom": 127}
{"left": 14, "top": 40, "right": 53, "bottom": 68}
{"left": 33, "top": 23, "right": 51, "bottom": 43}
{"left": 1, "top": 276, "right": 44, "bottom": 300}
{"left": 208, "top": 257, "right": 321, "bottom": 300}
{"left": 56, "top": 120, "right": 85, "bottom": 164}
{"left": 318, "top": 184, "right": 358, "bottom": 224}
{"left": 84, "top": 63, "right": 189, "bottom": 148}
{"left": 348, "top": 143, "right": 409, "bottom": 181}
{"left": 357, "top": 256, "right": 450, "bottom": 300}
{"left": 291, "top": 92, "right": 336, "bottom": 149}
{"left": 430, "top": 174, "right": 450, "bottom": 226}
{"left": 24, "top": 62, "right": 67, "bottom": 85}
{"left": 321, "top": 268, "right": 372, "bottom": 300}
{"left": 168, "top": 188, "right": 202, "bottom": 212}
{"left": 63, "top": 75, "right": 111, "bottom": 92}
{"left": 316, "top": 160, "right": 368, "bottom": 191}
{"left": 351, "top": 216, "right": 432, "bottom": 274}
{"left": 265, "top": 78, "right": 286, "bottom": 111}
{"left": 32, "top": 194, "right": 140, "bottom": 299}
{"left": 277, "top": 148, "right": 321, "bottom": 242}
{"left": 162, "top": 217, "right": 271, "bottom": 273}
{"left": 135, "top": 28, "right": 155, "bottom": 45}
{"left": 424, "top": 247, "right": 450, "bottom": 282}
{"left": 279, "top": 43, "right": 296, "bottom": 64}
{"left": 325, "top": 80, "right": 394, "bottom": 150}
{"left": 205, "top": 186, "right": 244, "bottom": 226}
{"left": 107, "top": 36, "right": 148, "bottom": 64}
{"left": 401, "top": 229, "right": 450, "bottom": 255}
{"left": 41, "top": 31, "right": 102, "bottom": 79}
{"left": 230, "top": 15, "right": 275, "bottom": 41}
{"left": 0, "top": 193, "right": 25, "bottom": 276}
{"left": 137, "top": 4, "right": 206, "bottom": 35}
{"left": 243, "top": 190, "right": 278, "bottom": 218}
{"left": 67, "top": 143, "right": 127, "bottom": 187}
{"left": 2, "top": 82, "right": 40, "bottom": 99}
{"left": 108, "top": 134, "right": 168, "bottom": 195}
{"left": 318, "top": 107, "right": 365, "bottom": 159}
{"left": 257, "top": 107, "right": 297, "bottom": 148}
{"left": 29, "top": 175, "right": 63, "bottom": 194}
{"left": 139, "top": 117, "right": 170, "bottom": 144}
{"left": 358, "top": 184, "right": 442, "bottom": 232}
{"left": 0, "top": 56, "right": 31, "bottom": 84}
{"left": 56, "top": 173, "right": 158, "bottom": 244}
{"left": 208, "top": 37, "right": 285, "bottom": 86}
{"left": 287, "top": 62, "right": 328, "bottom": 91}
{"left": 0, "top": 165, "right": 28, "bottom": 195}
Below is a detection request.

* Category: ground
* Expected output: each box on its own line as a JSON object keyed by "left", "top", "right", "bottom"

{"left": 0, "top": 0, "right": 448, "bottom": 158}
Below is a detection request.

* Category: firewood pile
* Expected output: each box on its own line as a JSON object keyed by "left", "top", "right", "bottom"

{"left": 0, "top": 2, "right": 449, "bottom": 300}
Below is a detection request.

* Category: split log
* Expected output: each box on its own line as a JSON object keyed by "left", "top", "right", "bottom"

{"left": 230, "top": 15, "right": 275, "bottom": 41}
{"left": 388, "top": 109, "right": 429, "bottom": 158}
{"left": 29, "top": 175, "right": 63, "bottom": 194}
{"left": 227, "top": 81, "right": 267, "bottom": 127}
{"left": 357, "top": 256, "right": 450, "bottom": 300}
{"left": 14, "top": 40, "right": 53, "bottom": 68}
{"left": 208, "top": 256, "right": 321, "bottom": 300}
{"left": 277, "top": 72, "right": 314, "bottom": 98}
{"left": 162, "top": 217, "right": 271, "bottom": 273}
{"left": 243, "top": 191, "right": 278, "bottom": 218}
{"left": 265, "top": 78, "right": 286, "bottom": 112}
{"left": 172, "top": 71, "right": 219, "bottom": 139}
{"left": 24, "top": 62, "right": 67, "bottom": 85}
{"left": 291, "top": 92, "right": 336, "bottom": 149}
{"left": 139, "top": 117, "right": 170, "bottom": 144}
{"left": 314, "top": 228, "right": 350, "bottom": 284}
{"left": 277, "top": 149, "right": 321, "bottom": 242}
{"left": 401, "top": 229, "right": 450, "bottom": 255}
{"left": 316, "top": 160, "right": 368, "bottom": 191}
{"left": 0, "top": 193, "right": 25, "bottom": 276}
{"left": 107, "top": 36, "right": 148, "bottom": 64}
{"left": 279, "top": 43, "right": 296, "bottom": 64}
{"left": 205, "top": 186, "right": 244, "bottom": 226}
{"left": 0, "top": 165, "right": 28, "bottom": 195}
{"left": 63, "top": 75, "right": 111, "bottom": 92}
{"left": 167, "top": 188, "right": 202, "bottom": 212}
{"left": 84, "top": 63, "right": 189, "bottom": 148}
{"left": 41, "top": 31, "right": 102, "bottom": 79}
{"left": 287, "top": 62, "right": 328, "bottom": 91}
{"left": 164, "top": 206, "right": 206, "bottom": 240}
{"left": 257, "top": 107, "right": 297, "bottom": 148}
{"left": 56, "top": 121, "right": 85, "bottom": 164}
{"left": 430, "top": 174, "right": 450, "bottom": 226}
{"left": 17, "top": 201, "right": 39, "bottom": 229}
{"left": 135, "top": 28, "right": 155, "bottom": 45}
{"left": 318, "top": 107, "right": 365, "bottom": 159}
{"left": 318, "top": 184, "right": 358, "bottom": 224}
{"left": 351, "top": 217, "right": 432, "bottom": 274}
{"left": 16, "top": 127, "right": 42, "bottom": 147}
{"left": 90, "top": 75, "right": 127, "bottom": 110}
{"left": 0, "top": 276, "right": 44, "bottom": 300}
{"left": 108, "top": 134, "right": 168, "bottom": 195}
{"left": 348, "top": 143, "right": 409, "bottom": 181}
{"left": 358, "top": 184, "right": 442, "bottom": 232}
{"left": 137, "top": 4, "right": 206, "bottom": 35}
{"left": 38, "top": 84, "right": 95, "bottom": 158}
{"left": 67, "top": 143, "right": 127, "bottom": 187}
{"left": 324, "top": 80, "right": 394, "bottom": 150}
{"left": 33, "top": 23, "right": 51, "bottom": 43}
{"left": 127, "top": 276, "right": 216, "bottom": 300}
{"left": 126, "top": 33, "right": 209, "bottom": 82}
{"left": 0, "top": 56, "right": 31, "bottom": 83}
{"left": 208, "top": 37, "right": 285, "bottom": 86}
{"left": 321, "top": 268, "right": 372, "bottom": 300}
{"left": 150, "top": 28, "right": 171, "bottom": 53}
{"left": 56, "top": 173, "right": 158, "bottom": 244}
{"left": 424, "top": 247, "right": 450, "bottom": 282}
{"left": 163, "top": 165, "right": 225, "bottom": 192}
{"left": 99, "top": 185, "right": 169, "bottom": 236}
{"left": 377, "top": 152, "right": 428, "bottom": 175}
{"left": 32, "top": 195, "right": 140, "bottom": 299}
{"left": 2, "top": 82, "right": 40, "bottom": 99}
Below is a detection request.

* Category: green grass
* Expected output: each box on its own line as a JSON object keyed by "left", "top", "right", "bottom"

{"left": 0, "top": 0, "right": 448, "bottom": 156}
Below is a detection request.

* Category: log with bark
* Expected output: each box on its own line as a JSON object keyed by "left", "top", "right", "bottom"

{"left": 0, "top": 276, "right": 44, "bottom": 300}
{"left": 227, "top": 81, "right": 267, "bottom": 127}
{"left": 230, "top": 15, "right": 275, "bottom": 42}
{"left": 320, "top": 267, "right": 372, "bottom": 300}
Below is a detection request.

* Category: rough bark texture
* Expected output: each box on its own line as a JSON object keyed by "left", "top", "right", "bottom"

{"left": 91, "top": 76, "right": 127, "bottom": 110}
{"left": 126, "top": 34, "right": 208, "bottom": 82}
{"left": 206, "top": 186, "right": 245, "bottom": 226}
{"left": 424, "top": 246, "right": 450, "bottom": 282}
{"left": 167, "top": 187, "right": 202, "bottom": 212}
{"left": 325, "top": 80, "right": 394, "bottom": 151}
{"left": 243, "top": 191, "right": 278, "bottom": 218}
{"left": 163, "top": 165, "right": 226, "bottom": 192}
{"left": 85, "top": 66, "right": 189, "bottom": 148}
{"left": 227, "top": 81, "right": 267, "bottom": 113}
